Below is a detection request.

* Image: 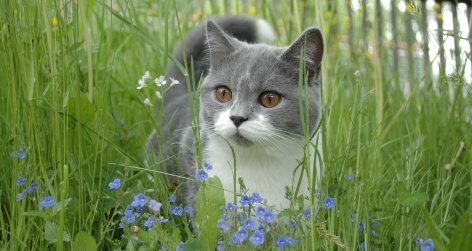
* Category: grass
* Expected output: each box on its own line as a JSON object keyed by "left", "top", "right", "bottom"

{"left": 1, "top": 0, "right": 471, "bottom": 250}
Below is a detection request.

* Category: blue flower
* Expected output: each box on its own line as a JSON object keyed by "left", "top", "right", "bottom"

{"left": 17, "top": 192, "right": 25, "bottom": 201}
{"left": 231, "top": 227, "right": 248, "bottom": 244}
{"left": 250, "top": 229, "right": 265, "bottom": 246}
{"left": 131, "top": 193, "right": 148, "bottom": 207}
{"left": 176, "top": 241, "right": 184, "bottom": 251}
{"left": 345, "top": 174, "right": 355, "bottom": 181}
{"left": 26, "top": 182, "right": 39, "bottom": 194}
{"left": 123, "top": 210, "right": 136, "bottom": 224}
{"left": 245, "top": 218, "right": 257, "bottom": 230}
{"left": 196, "top": 169, "right": 208, "bottom": 182}
{"left": 184, "top": 206, "right": 193, "bottom": 215}
{"left": 11, "top": 147, "right": 27, "bottom": 159}
{"left": 169, "top": 195, "right": 177, "bottom": 203}
{"left": 118, "top": 119, "right": 125, "bottom": 126}
{"left": 420, "top": 239, "right": 435, "bottom": 251}
{"left": 204, "top": 162, "right": 213, "bottom": 170}
{"left": 225, "top": 202, "right": 237, "bottom": 211}
{"left": 171, "top": 206, "right": 183, "bottom": 216}
{"left": 143, "top": 216, "right": 156, "bottom": 228}
{"left": 255, "top": 206, "right": 266, "bottom": 219}
{"left": 240, "top": 195, "right": 251, "bottom": 206}
{"left": 359, "top": 241, "right": 366, "bottom": 250}
{"left": 108, "top": 178, "right": 121, "bottom": 190}
{"left": 216, "top": 240, "right": 225, "bottom": 251}
{"left": 416, "top": 239, "right": 424, "bottom": 245}
{"left": 289, "top": 219, "right": 297, "bottom": 228}
{"left": 303, "top": 208, "right": 312, "bottom": 219}
{"left": 261, "top": 209, "right": 276, "bottom": 223}
{"left": 16, "top": 176, "right": 27, "bottom": 186}
{"left": 148, "top": 199, "right": 162, "bottom": 212}
{"left": 250, "top": 193, "right": 263, "bottom": 203}
{"left": 324, "top": 197, "right": 335, "bottom": 209}
{"left": 372, "top": 219, "right": 380, "bottom": 227}
{"left": 217, "top": 218, "right": 231, "bottom": 233}
{"left": 40, "top": 196, "right": 55, "bottom": 208}
{"left": 118, "top": 222, "right": 124, "bottom": 229}
{"left": 359, "top": 222, "right": 365, "bottom": 231}
{"left": 370, "top": 230, "right": 377, "bottom": 236}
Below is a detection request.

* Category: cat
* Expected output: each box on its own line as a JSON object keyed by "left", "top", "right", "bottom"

{"left": 147, "top": 16, "right": 324, "bottom": 210}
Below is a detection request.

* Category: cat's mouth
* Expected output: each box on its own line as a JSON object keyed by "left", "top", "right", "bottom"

{"left": 231, "top": 132, "right": 253, "bottom": 146}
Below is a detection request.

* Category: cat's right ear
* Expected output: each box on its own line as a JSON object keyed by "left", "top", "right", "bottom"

{"left": 206, "top": 20, "right": 238, "bottom": 68}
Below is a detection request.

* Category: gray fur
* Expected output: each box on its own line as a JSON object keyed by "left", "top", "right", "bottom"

{"left": 146, "top": 16, "right": 324, "bottom": 209}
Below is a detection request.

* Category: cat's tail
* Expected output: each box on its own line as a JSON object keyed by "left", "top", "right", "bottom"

{"left": 165, "top": 16, "right": 275, "bottom": 87}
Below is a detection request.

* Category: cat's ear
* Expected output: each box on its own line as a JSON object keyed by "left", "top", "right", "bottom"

{"left": 280, "top": 27, "right": 324, "bottom": 77}
{"left": 206, "top": 20, "right": 239, "bottom": 67}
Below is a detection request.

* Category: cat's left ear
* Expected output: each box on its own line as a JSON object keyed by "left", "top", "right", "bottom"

{"left": 206, "top": 20, "right": 240, "bottom": 68}
{"left": 280, "top": 27, "right": 324, "bottom": 78}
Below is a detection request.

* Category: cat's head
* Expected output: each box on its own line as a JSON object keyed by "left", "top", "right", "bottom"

{"left": 200, "top": 20, "right": 324, "bottom": 148}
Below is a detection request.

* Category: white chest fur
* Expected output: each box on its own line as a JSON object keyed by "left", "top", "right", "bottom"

{"left": 204, "top": 133, "right": 323, "bottom": 209}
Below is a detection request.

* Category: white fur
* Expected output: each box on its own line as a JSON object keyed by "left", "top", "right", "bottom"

{"left": 205, "top": 110, "right": 323, "bottom": 209}
{"left": 255, "top": 19, "right": 276, "bottom": 44}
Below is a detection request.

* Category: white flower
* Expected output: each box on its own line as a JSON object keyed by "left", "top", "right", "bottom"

{"left": 169, "top": 77, "right": 180, "bottom": 87}
{"left": 354, "top": 70, "right": 360, "bottom": 77}
{"left": 137, "top": 78, "right": 146, "bottom": 90}
{"left": 154, "top": 76, "right": 167, "bottom": 87}
{"left": 155, "top": 91, "right": 162, "bottom": 99}
{"left": 143, "top": 98, "right": 152, "bottom": 106}
{"left": 142, "top": 71, "right": 151, "bottom": 80}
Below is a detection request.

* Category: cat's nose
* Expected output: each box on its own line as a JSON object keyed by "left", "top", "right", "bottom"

{"left": 230, "top": 116, "right": 248, "bottom": 127}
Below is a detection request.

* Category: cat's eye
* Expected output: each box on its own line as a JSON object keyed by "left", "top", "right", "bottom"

{"left": 215, "top": 86, "right": 232, "bottom": 103}
{"left": 259, "top": 91, "right": 281, "bottom": 108}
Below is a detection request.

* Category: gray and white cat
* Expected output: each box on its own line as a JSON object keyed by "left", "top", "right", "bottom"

{"left": 147, "top": 16, "right": 324, "bottom": 209}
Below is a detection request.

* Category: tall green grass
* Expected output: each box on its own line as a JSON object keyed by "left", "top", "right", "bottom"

{"left": 1, "top": 0, "right": 470, "bottom": 250}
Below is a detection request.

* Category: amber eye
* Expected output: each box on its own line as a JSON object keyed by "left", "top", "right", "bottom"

{"left": 215, "top": 86, "right": 232, "bottom": 103}
{"left": 259, "top": 91, "right": 281, "bottom": 108}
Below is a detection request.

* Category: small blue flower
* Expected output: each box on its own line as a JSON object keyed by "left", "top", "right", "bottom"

{"left": 171, "top": 206, "right": 183, "bottom": 216}
{"left": 255, "top": 206, "right": 266, "bottom": 219}
{"left": 204, "top": 162, "right": 213, "bottom": 170}
{"left": 217, "top": 218, "right": 231, "bottom": 233}
{"left": 118, "top": 222, "right": 124, "bottom": 229}
{"left": 225, "top": 202, "right": 237, "bottom": 211}
{"left": 26, "top": 182, "right": 39, "bottom": 194}
{"left": 249, "top": 229, "right": 265, "bottom": 246}
{"left": 303, "top": 208, "right": 312, "bottom": 219}
{"left": 148, "top": 199, "right": 162, "bottom": 212}
{"left": 123, "top": 210, "right": 136, "bottom": 224}
{"left": 11, "top": 147, "right": 27, "bottom": 159}
{"left": 345, "top": 174, "right": 355, "bottom": 181}
{"left": 284, "top": 237, "right": 296, "bottom": 246}
{"left": 108, "top": 178, "right": 121, "bottom": 190}
{"left": 131, "top": 193, "right": 148, "bottom": 207}
{"left": 262, "top": 209, "right": 276, "bottom": 223}
{"left": 359, "top": 241, "right": 366, "bottom": 250}
{"left": 169, "top": 195, "right": 177, "bottom": 203}
{"left": 40, "top": 196, "right": 55, "bottom": 208}
{"left": 176, "top": 241, "right": 184, "bottom": 251}
{"left": 370, "top": 230, "right": 377, "bottom": 236}
{"left": 17, "top": 192, "right": 25, "bottom": 201}
{"left": 324, "top": 197, "right": 335, "bottom": 209}
{"left": 144, "top": 216, "right": 156, "bottom": 228}
{"left": 420, "top": 239, "right": 435, "bottom": 251}
{"left": 289, "top": 219, "right": 297, "bottom": 228}
{"left": 416, "top": 239, "right": 424, "bottom": 245}
{"left": 276, "top": 236, "right": 286, "bottom": 248}
{"left": 184, "top": 206, "right": 193, "bottom": 215}
{"left": 250, "top": 193, "right": 263, "bottom": 203}
{"left": 118, "top": 119, "right": 125, "bottom": 126}
{"left": 240, "top": 195, "right": 251, "bottom": 206}
{"left": 196, "top": 169, "right": 208, "bottom": 182}
{"left": 231, "top": 227, "right": 248, "bottom": 244}
{"left": 359, "top": 222, "right": 365, "bottom": 231}
{"left": 16, "top": 176, "right": 27, "bottom": 186}
{"left": 245, "top": 218, "right": 257, "bottom": 230}
{"left": 373, "top": 219, "right": 380, "bottom": 227}
{"left": 216, "top": 240, "right": 225, "bottom": 251}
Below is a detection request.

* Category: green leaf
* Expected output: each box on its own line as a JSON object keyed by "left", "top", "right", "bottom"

{"left": 44, "top": 221, "right": 71, "bottom": 243}
{"left": 184, "top": 238, "right": 205, "bottom": 251}
{"left": 64, "top": 95, "right": 95, "bottom": 123}
{"left": 423, "top": 208, "right": 448, "bottom": 251}
{"left": 449, "top": 213, "right": 472, "bottom": 251}
{"left": 395, "top": 183, "right": 429, "bottom": 207}
{"left": 195, "top": 177, "right": 225, "bottom": 251}
{"left": 72, "top": 231, "right": 97, "bottom": 251}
